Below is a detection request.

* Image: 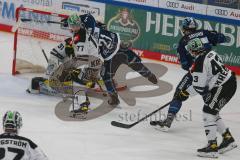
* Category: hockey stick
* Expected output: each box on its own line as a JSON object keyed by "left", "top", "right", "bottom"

{"left": 12, "top": 19, "right": 63, "bottom": 32}
{"left": 38, "top": 42, "right": 49, "bottom": 63}
{"left": 111, "top": 101, "right": 171, "bottom": 129}
{"left": 20, "top": 18, "right": 63, "bottom": 25}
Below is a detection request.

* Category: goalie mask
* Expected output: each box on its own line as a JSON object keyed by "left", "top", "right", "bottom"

{"left": 3, "top": 111, "right": 23, "bottom": 134}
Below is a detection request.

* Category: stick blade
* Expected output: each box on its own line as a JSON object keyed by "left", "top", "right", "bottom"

{"left": 111, "top": 121, "right": 133, "bottom": 129}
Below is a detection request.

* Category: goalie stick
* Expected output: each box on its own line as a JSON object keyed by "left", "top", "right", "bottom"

{"left": 38, "top": 42, "right": 49, "bottom": 63}
{"left": 20, "top": 18, "right": 63, "bottom": 25}
{"left": 12, "top": 18, "right": 65, "bottom": 32}
{"left": 111, "top": 101, "right": 171, "bottom": 129}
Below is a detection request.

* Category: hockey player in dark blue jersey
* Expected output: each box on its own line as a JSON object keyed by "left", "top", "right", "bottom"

{"left": 66, "top": 14, "right": 158, "bottom": 105}
{"left": 150, "top": 17, "right": 227, "bottom": 131}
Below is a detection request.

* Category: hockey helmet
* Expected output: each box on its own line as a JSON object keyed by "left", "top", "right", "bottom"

{"left": 80, "top": 14, "right": 96, "bottom": 35}
{"left": 181, "top": 17, "right": 197, "bottom": 34}
{"left": 185, "top": 38, "right": 205, "bottom": 57}
{"left": 3, "top": 111, "right": 23, "bottom": 133}
{"left": 68, "top": 14, "right": 82, "bottom": 31}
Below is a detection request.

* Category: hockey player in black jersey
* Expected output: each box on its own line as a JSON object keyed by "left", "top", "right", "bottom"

{"left": 0, "top": 111, "right": 48, "bottom": 160}
{"left": 150, "top": 17, "right": 227, "bottom": 131}
{"left": 66, "top": 14, "right": 158, "bottom": 105}
{"left": 181, "top": 38, "right": 237, "bottom": 158}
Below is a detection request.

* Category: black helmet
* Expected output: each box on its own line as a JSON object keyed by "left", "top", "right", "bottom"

{"left": 181, "top": 17, "right": 198, "bottom": 30}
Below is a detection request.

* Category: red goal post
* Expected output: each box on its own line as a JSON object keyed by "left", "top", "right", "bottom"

{"left": 12, "top": 7, "right": 71, "bottom": 75}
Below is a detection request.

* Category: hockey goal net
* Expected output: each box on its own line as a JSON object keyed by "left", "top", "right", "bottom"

{"left": 12, "top": 7, "right": 127, "bottom": 92}
{"left": 12, "top": 7, "right": 72, "bottom": 75}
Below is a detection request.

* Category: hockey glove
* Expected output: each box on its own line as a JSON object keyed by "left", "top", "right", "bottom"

{"left": 69, "top": 69, "right": 81, "bottom": 80}
{"left": 174, "top": 90, "right": 189, "bottom": 101}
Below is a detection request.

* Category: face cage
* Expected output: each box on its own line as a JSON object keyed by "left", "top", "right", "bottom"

{"left": 3, "top": 123, "right": 19, "bottom": 134}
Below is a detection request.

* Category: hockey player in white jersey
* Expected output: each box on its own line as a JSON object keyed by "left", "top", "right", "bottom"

{"left": 0, "top": 111, "right": 48, "bottom": 160}
{"left": 28, "top": 22, "right": 103, "bottom": 112}
{"left": 66, "top": 13, "right": 158, "bottom": 105}
{"left": 29, "top": 13, "right": 157, "bottom": 107}
{"left": 176, "top": 38, "right": 237, "bottom": 158}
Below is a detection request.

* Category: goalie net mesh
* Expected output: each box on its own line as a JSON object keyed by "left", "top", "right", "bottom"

{"left": 13, "top": 7, "right": 72, "bottom": 75}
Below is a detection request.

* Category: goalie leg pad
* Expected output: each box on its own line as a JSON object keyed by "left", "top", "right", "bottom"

{"left": 28, "top": 77, "right": 47, "bottom": 94}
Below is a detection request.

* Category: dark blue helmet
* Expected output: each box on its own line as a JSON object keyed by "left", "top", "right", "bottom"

{"left": 80, "top": 14, "right": 96, "bottom": 35}
{"left": 181, "top": 17, "right": 198, "bottom": 30}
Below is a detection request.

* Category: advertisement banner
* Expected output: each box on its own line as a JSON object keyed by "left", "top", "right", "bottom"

{"left": 158, "top": 0, "right": 207, "bottom": 15}
{"left": 0, "top": 0, "right": 54, "bottom": 26}
{"left": 112, "top": 0, "right": 240, "bottom": 22}
{"left": 114, "top": 0, "right": 159, "bottom": 7}
{"left": 207, "top": 5, "right": 240, "bottom": 21}
{"left": 208, "top": 0, "right": 239, "bottom": 9}
{"left": 180, "top": 0, "right": 204, "bottom": 4}
{"left": 0, "top": 0, "right": 105, "bottom": 30}
{"left": 105, "top": 4, "right": 240, "bottom": 69}
{"left": 61, "top": 0, "right": 105, "bottom": 21}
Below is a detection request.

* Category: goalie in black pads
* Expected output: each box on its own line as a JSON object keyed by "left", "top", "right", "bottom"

{"left": 180, "top": 38, "right": 237, "bottom": 158}
{"left": 0, "top": 111, "right": 48, "bottom": 160}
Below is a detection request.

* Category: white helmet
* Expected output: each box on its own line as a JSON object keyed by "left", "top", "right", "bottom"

{"left": 3, "top": 111, "right": 23, "bottom": 134}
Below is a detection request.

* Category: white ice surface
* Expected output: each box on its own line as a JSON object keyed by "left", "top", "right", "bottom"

{"left": 0, "top": 31, "right": 239, "bottom": 160}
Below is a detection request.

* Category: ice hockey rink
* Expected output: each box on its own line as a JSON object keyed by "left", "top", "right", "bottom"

{"left": 0, "top": 31, "right": 239, "bottom": 159}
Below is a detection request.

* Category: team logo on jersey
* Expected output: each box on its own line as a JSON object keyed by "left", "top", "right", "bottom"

{"left": 107, "top": 8, "right": 140, "bottom": 48}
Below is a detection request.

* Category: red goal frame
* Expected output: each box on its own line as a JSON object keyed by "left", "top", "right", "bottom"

{"left": 12, "top": 7, "right": 69, "bottom": 75}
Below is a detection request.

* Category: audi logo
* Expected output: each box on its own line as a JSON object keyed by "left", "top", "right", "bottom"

{"left": 215, "top": 9, "right": 228, "bottom": 16}
{"left": 166, "top": 1, "right": 179, "bottom": 8}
